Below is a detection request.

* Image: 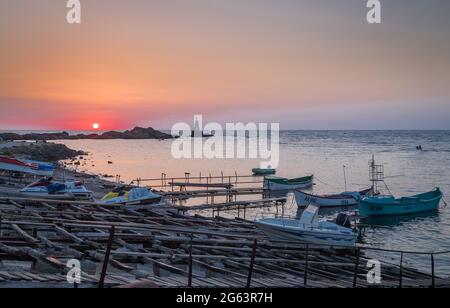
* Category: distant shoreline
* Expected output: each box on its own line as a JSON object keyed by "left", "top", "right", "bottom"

{"left": 0, "top": 126, "right": 173, "bottom": 141}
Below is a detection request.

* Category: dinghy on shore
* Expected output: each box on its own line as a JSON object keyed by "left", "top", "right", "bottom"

{"left": 99, "top": 187, "right": 162, "bottom": 205}
{"left": 359, "top": 188, "right": 443, "bottom": 217}
{"left": 295, "top": 188, "right": 372, "bottom": 208}
{"left": 0, "top": 156, "right": 54, "bottom": 177}
{"left": 256, "top": 204, "right": 357, "bottom": 247}
{"left": 264, "top": 175, "right": 313, "bottom": 191}
{"left": 20, "top": 177, "right": 93, "bottom": 200}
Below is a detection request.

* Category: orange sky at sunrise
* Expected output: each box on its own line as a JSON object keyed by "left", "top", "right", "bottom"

{"left": 1, "top": 0, "right": 450, "bottom": 130}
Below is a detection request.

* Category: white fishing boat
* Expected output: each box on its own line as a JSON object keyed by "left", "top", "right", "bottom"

{"left": 20, "top": 178, "right": 93, "bottom": 200}
{"left": 294, "top": 188, "right": 372, "bottom": 208}
{"left": 0, "top": 156, "right": 55, "bottom": 177}
{"left": 255, "top": 205, "right": 357, "bottom": 247}
{"left": 263, "top": 175, "right": 314, "bottom": 191}
{"left": 98, "top": 187, "right": 162, "bottom": 205}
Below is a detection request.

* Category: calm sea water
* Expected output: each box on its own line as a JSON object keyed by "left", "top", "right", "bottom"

{"left": 49, "top": 131, "right": 450, "bottom": 273}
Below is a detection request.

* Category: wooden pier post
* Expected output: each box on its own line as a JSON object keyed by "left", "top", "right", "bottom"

{"left": 30, "top": 228, "right": 38, "bottom": 272}
{"left": 353, "top": 248, "right": 361, "bottom": 288}
{"left": 99, "top": 225, "right": 115, "bottom": 289}
{"left": 188, "top": 233, "right": 194, "bottom": 288}
{"left": 399, "top": 252, "right": 404, "bottom": 288}
{"left": 246, "top": 239, "right": 258, "bottom": 288}
{"left": 431, "top": 254, "right": 435, "bottom": 288}
{"left": 304, "top": 244, "right": 309, "bottom": 286}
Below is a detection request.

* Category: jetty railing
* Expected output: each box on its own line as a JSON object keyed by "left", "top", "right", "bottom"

{"left": 131, "top": 173, "right": 263, "bottom": 190}
{"left": 95, "top": 223, "right": 450, "bottom": 288}
{"left": 1, "top": 196, "right": 449, "bottom": 288}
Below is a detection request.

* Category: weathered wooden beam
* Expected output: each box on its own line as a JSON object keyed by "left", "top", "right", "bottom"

{"left": 10, "top": 223, "right": 39, "bottom": 244}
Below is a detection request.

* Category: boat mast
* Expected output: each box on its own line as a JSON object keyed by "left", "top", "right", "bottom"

{"left": 343, "top": 165, "right": 348, "bottom": 192}
{"left": 369, "top": 155, "right": 384, "bottom": 195}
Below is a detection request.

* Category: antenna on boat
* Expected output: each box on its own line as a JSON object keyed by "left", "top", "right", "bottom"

{"left": 343, "top": 165, "right": 348, "bottom": 192}
{"left": 369, "top": 154, "right": 384, "bottom": 195}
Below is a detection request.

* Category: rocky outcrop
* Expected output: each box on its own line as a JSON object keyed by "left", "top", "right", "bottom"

{"left": 0, "top": 127, "right": 172, "bottom": 141}
{"left": 1, "top": 143, "right": 85, "bottom": 162}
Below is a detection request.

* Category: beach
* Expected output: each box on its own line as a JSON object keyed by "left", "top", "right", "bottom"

{"left": 0, "top": 141, "right": 114, "bottom": 199}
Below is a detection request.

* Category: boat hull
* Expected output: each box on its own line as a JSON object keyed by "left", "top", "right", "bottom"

{"left": 294, "top": 189, "right": 370, "bottom": 208}
{"left": 0, "top": 157, "right": 54, "bottom": 177}
{"left": 264, "top": 176, "right": 314, "bottom": 191}
{"left": 256, "top": 221, "right": 356, "bottom": 247}
{"left": 359, "top": 188, "right": 443, "bottom": 217}
{"left": 252, "top": 168, "right": 276, "bottom": 176}
{"left": 20, "top": 191, "right": 93, "bottom": 201}
{"left": 99, "top": 196, "right": 162, "bottom": 206}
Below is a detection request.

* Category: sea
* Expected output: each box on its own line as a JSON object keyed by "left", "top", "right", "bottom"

{"left": 3, "top": 130, "right": 450, "bottom": 274}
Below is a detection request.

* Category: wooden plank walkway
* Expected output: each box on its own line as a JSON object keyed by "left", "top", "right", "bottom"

{"left": 172, "top": 197, "right": 286, "bottom": 213}
{"left": 160, "top": 187, "right": 266, "bottom": 199}
{"left": 169, "top": 182, "right": 234, "bottom": 189}
{"left": 0, "top": 197, "right": 448, "bottom": 288}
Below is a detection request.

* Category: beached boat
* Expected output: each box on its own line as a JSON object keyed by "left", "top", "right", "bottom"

{"left": 20, "top": 178, "right": 93, "bottom": 200}
{"left": 263, "top": 175, "right": 313, "bottom": 191}
{"left": 359, "top": 188, "right": 443, "bottom": 217}
{"left": 252, "top": 168, "right": 276, "bottom": 176}
{"left": 256, "top": 205, "right": 357, "bottom": 247}
{"left": 295, "top": 188, "right": 372, "bottom": 208}
{"left": 0, "top": 156, "right": 55, "bottom": 177}
{"left": 99, "top": 187, "right": 162, "bottom": 205}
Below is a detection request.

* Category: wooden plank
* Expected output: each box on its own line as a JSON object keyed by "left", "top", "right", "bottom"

{"left": 169, "top": 182, "right": 234, "bottom": 189}
{"left": 16, "top": 272, "right": 47, "bottom": 282}
{"left": 0, "top": 272, "right": 19, "bottom": 280}
{"left": 10, "top": 224, "right": 39, "bottom": 244}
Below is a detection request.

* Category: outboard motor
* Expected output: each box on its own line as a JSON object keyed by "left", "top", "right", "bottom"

{"left": 336, "top": 213, "right": 352, "bottom": 229}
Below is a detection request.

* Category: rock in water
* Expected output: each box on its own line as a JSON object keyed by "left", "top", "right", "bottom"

{"left": 2, "top": 143, "right": 85, "bottom": 162}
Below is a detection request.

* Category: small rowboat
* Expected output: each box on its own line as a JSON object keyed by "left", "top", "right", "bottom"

{"left": 256, "top": 205, "right": 357, "bottom": 247}
{"left": 252, "top": 168, "right": 276, "bottom": 176}
{"left": 359, "top": 188, "right": 443, "bottom": 217}
{"left": 263, "top": 175, "right": 313, "bottom": 191}
{"left": 295, "top": 188, "right": 372, "bottom": 208}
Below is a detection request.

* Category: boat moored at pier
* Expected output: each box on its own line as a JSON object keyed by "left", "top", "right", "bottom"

{"left": 359, "top": 188, "right": 443, "bottom": 217}
{"left": 256, "top": 204, "right": 357, "bottom": 247}
{"left": 263, "top": 175, "right": 314, "bottom": 191}
{"left": 295, "top": 188, "right": 372, "bottom": 208}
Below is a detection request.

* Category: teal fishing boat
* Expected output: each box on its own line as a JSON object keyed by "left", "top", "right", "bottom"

{"left": 252, "top": 168, "right": 276, "bottom": 176}
{"left": 359, "top": 156, "right": 444, "bottom": 217}
{"left": 359, "top": 188, "right": 443, "bottom": 217}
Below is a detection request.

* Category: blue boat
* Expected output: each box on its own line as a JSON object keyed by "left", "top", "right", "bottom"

{"left": 359, "top": 188, "right": 443, "bottom": 217}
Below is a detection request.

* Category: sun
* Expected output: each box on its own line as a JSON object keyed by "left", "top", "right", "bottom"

{"left": 92, "top": 123, "right": 100, "bottom": 130}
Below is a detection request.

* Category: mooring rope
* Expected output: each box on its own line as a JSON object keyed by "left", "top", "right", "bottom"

{"left": 313, "top": 176, "right": 332, "bottom": 187}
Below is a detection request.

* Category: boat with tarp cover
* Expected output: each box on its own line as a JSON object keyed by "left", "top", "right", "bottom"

{"left": 20, "top": 177, "right": 93, "bottom": 200}
{"left": 0, "top": 156, "right": 54, "bottom": 177}
{"left": 99, "top": 187, "right": 162, "bottom": 205}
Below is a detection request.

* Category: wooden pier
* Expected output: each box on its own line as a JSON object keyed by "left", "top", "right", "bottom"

{"left": 0, "top": 196, "right": 449, "bottom": 288}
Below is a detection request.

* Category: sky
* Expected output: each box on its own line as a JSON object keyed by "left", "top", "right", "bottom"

{"left": 1, "top": 0, "right": 450, "bottom": 130}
